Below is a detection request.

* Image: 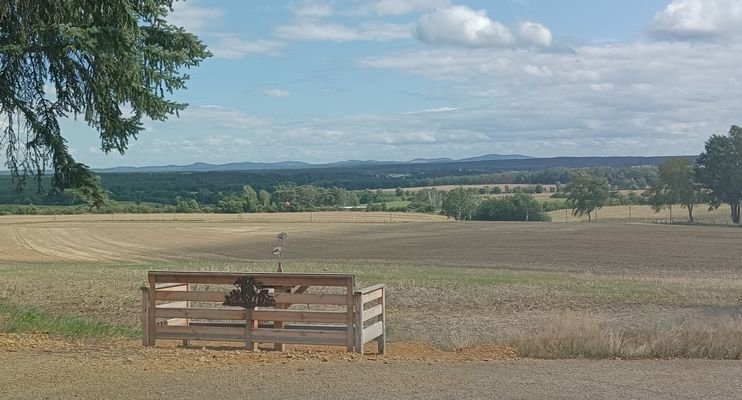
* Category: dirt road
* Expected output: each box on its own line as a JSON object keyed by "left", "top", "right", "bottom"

{"left": 1, "top": 341, "right": 740, "bottom": 400}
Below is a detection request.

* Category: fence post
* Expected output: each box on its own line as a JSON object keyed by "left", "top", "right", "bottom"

{"left": 182, "top": 283, "right": 191, "bottom": 348}
{"left": 141, "top": 287, "right": 152, "bottom": 346}
{"left": 245, "top": 308, "right": 258, "bottom": 351}
{"left": 377, "top": 287, "right": 386, "bottom": 355}
{"left": 354, "top": 291, "right": 364, "bottom": 354}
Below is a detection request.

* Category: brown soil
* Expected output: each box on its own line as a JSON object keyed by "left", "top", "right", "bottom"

{"left": 1, "top": 334, "right": 740, "bottom": 400}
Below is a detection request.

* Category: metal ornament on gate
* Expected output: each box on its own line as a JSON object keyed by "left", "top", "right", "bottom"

{"left": 223, "top": 277, "right": 276, "bottom": 308}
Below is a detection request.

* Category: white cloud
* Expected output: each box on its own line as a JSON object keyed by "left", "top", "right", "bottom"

{"left": 413, "top": 6, "right": 553, "bottom": 48}
{"left": 361, "top": 39, "right": 742, "bottom": 156}
{"left": 368, "top": 0, "right": 450, "bottom": 16}
{"left": 167, "top": 0, "right": 283, "bottom": 59}
{"left": 263, "top": 89, "right": 291, "bottom": 97}
{"left": 208, "top": 36, "right": 284, "bottom": 59}
{"left": 518, "top": 22, "right": 553, "bottom": 47}
{"left": 414, "top": 6, "right": 515, "bottom": 47}
{"left": 402, "top": 107, "right": 459, "bottom": 115}
{"left": 275, "top": 20, "right": 410, "bottom": 42}
{"left": 289, "top": 1, "right": 334, "bottom": 18}
{"left": 652, "top": 0, "right": 742, "bottom": 40}
{"left": 168, "top": 0, "right": 223, "bottom": 34}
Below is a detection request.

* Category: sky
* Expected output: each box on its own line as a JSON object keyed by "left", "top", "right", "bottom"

{"left": 61, "top": 0, "right": 742, "bottom": 167}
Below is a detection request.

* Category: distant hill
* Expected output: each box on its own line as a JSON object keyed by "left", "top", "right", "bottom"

{"left": 459, "top": 154, "right": 532, "bottom": 162}
{"left": 95, "top": 153, "right": 533, "bottom": 173}
{"left": 97, "top": 160, "right": 312, "bottom": 173}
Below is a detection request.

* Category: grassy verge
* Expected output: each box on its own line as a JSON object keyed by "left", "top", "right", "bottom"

{"left": 509, "top": 312, "right": 742, "bottom": 360}
{"left": 0, "top": 301, "right": 139, "bottom": 338}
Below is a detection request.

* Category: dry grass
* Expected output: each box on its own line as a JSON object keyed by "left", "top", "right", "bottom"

{"left": 0, "top": 211, "right": 447, "bottom": 224}
{"left": 549, "top": 204, "right": 733, "bottom": 224}
{"left": 0, "top": 219, "right": 741, "bottom": 358}
{"left": 510, "top": 312, "right": 742, "bottom": 359}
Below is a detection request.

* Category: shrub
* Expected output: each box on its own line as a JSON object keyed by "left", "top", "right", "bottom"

{"left": 474, "top": 193, "right": 550, "bottom": 222}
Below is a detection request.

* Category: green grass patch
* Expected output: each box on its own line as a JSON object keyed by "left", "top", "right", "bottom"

{"left": 0, "top": 301, "right": 139, "bottom": 338}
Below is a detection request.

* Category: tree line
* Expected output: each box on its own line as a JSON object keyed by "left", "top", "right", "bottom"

{"left": 562, "top": 126, "right": 742, "bottom": 224}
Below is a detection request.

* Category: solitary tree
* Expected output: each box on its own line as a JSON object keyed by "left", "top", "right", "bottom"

{"left": 0, "top": 1, "right": 210, "bottom": 195}
{"left": 695, "top": 126, "right": 742, "bottom": 224}
{"left": 242, "top": 185, "right": 259, "bottom": 212}
{"left": 565, "top": 173, "right": 609, "bottom": 222}
{"left": 646, "top": 158, "right": 704, "bottom": 223}
{"left": 65, "top": 174, "right": 109, "bottom": 211}
{"left": 442, "top": 187, "right": 478, "bottom": 221}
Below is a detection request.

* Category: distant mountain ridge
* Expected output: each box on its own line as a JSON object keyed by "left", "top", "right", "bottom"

{"left": 94, "top": 153, "right": 533, "bottom": 173}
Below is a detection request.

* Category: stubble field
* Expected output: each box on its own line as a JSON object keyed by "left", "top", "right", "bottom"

{"left": 1, "top": 213, "right": 741, "bottom": 350}
{"left": 2, "top": 212, "right": 741, "bottom": 398}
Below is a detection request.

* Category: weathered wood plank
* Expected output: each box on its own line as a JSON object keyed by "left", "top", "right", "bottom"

{"left": 155, "top": 291, "right": 349, "bottom": 305}
{"left": 253, "top": 310, "right": 347, "bottom": 323}
{"left": 155, "top": 283, "right": 188, "bottom": 291}
{"left": 150, "top": 272, "right": 353, "bottom": 287}
{"left": 252, "top": 328, "right": 346, "bottom": 346}
{"left": 156, "top": 301, "right": 189, "bottom": 309}
{"left": 147, "top": 275, "right": 156, "bottom": 346}
{"left": 357, "top": 284, "right": 385, "bottom": 295}
{"left": 378, "top": 288, "right": 386, "bottom": 355}
{"left": 274, "top": 293, "right": 348, "bottom": 306}
{"left": 155, "top": 308, "right": 246, "bottom": 320}
{"left": 156, "top": 291, "right": 227, "bottom": 302}
{"left": 354, "top": 293, "right": 364, "bottom": 354}
{"left": 361, "top": 289, "right": 383, "bottom": 305}
{"left": 156, "top": 325, "right": 245, "bottom": 341}
{"left": 141, "top": 287, "right": 150, "bottom": 346}
{"left": 346, "top": 277, "right": 355, "bottom": 352}
{"left": 363, "top": 304, "right": 383, "bottom": 323}
{"left": 363, "top": 321, "right": 384, "bottom": 343}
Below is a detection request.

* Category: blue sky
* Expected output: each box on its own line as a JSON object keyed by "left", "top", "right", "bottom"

{"left": 61, "top": 0, "right": 742, "bottom": 167}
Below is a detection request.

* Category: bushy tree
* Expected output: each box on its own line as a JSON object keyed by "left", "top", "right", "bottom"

{"left": 64, "top": 175, "right": 109, "bottom": 211}
{"left": 646, "top": 158, "right": 704, "bottom": 222}
{"left": 175, "top": 196, "right": 200, "bottom": 213}
{"left": 565, "top": 173, "right": 610, "bottom": 222}
{"left": 258, "top": 190, "right": 271, "bottom": 208}
{"left": 0, "top": 0, "right": 210, "bottom": 195}
{"left": 242, "top": 185, "right": 259, "bottom": 212}
{"left": 216, "top": 195, "right": 245, "bottom": 213}
{"left": 415, "top": 188, "right": 443, "bottom": 211}
{"left": 696, "top": 126, "right": 742, "bottom": 224}
{"left": 474, "top": 193, "right": 550, "bottom": 222}
{"left": 442, "top": 187, "right": 478, "bottom": 221}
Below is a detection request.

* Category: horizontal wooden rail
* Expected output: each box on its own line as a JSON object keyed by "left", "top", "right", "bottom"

{"left": 155, "top": 290, "right": 348, "bottom": 305}
{"left": 357, "top": 284, "right": 385, "bottom": 295}
{"left": 156, "top": 307, "right": 246, "bottom": 320}
{"left": 252, "top": 328, "right": 346, "bottom": 346}
{"left": 363, "top": 321, "right": 384, "bottom": 343}
{"left": 150, "top": 271, "right": 354, "bottom": 287}
{"left": 156, "top": 325, "right": 245, "bottom": 341}
{"left": 143, "top": 271, "right": 384, "bottom": 354}
{"left": 363, "top": 305, "right": 384, "bottom": 322}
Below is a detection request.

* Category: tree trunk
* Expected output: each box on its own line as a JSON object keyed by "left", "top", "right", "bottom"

{"left": 731, "top": 201, "right": 741, "bottom": 224}
{"left": 587, "top": 212, "right": 592, "bottom": 223}
{"left": 687, "top": 204, "right": 694, "bottom": 223}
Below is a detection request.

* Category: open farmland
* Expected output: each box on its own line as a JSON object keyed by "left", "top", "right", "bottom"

{"left": 1, "top": 213, "right": 741, "bottom": 398}
{"left": 1, "top": 215, "right": 741, "bottom": 345}
{"left": 549, "top": 204, "right": 733, "bottom": 223}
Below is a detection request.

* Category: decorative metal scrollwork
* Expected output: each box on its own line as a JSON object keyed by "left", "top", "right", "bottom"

{"left": 223, "top": 277, "right": 276, "bottom": 308}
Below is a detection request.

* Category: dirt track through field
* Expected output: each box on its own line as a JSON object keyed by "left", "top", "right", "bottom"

{"left": 2, "top": 344, "right": 741, "bottom": 400}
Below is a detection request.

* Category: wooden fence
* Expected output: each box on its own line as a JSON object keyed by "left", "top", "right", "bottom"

{"left": 141, "top": 271, "right": 385, "bottom": 354}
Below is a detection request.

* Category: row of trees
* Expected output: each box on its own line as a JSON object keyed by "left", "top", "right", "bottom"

{"left": 439, "top": 188, "right": 551, "bottom": 222}
{"left": 563, "top": 126, "right": 742, "bottom": 224}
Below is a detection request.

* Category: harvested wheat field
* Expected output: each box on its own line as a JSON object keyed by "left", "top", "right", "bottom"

{"left": 1, "top": 214, "right": 741, "bottom": 398}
